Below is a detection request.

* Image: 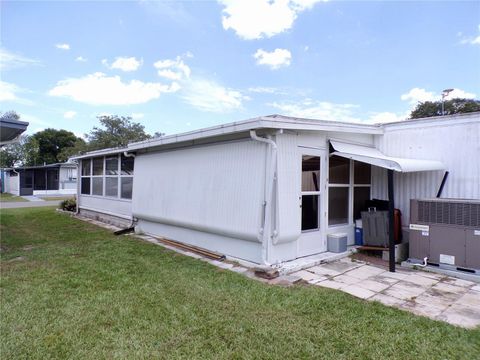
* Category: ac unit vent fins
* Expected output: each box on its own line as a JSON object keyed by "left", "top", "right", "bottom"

{"left": 418, "top": 201, "right": 480, "bottom": 227}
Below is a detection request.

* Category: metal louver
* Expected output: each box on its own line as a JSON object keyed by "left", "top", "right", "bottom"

{"left": 417, "top": 200, "right": 480, "bottom": 228}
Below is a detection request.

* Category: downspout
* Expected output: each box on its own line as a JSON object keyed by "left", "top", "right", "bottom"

{"left": 250, "top": 130, "right": 278, "bottom": 266}
{"left": 123, "top": 151, "right": 137, "bottom": 228}
{"left": 70, "top": 159, "right": 80, "bottom": 214}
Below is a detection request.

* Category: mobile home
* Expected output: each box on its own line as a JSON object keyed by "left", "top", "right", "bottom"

{"left": 72, "top": 112, "right": 480, "bottom": 266}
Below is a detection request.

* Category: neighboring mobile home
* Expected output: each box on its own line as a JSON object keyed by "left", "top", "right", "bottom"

{"left": 72, "top": 112, "right": 480, "bottom": 266}
{"left": 2, "top": 163, "right": 77, "bottom": 196}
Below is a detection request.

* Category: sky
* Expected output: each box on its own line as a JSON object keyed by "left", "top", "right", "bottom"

{"left": 1, "top": 0, "right": 479, "bottom": 138}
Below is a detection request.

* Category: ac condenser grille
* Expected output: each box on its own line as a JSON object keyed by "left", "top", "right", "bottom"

{"left": 417, "top": 200, "right": 480, "bottom": 227}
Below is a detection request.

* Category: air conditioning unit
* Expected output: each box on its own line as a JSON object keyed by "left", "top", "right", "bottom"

{"left": 409, "top": 198, "right": 480, "bottom": 272}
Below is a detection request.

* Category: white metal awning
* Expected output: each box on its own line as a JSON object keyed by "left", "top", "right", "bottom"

{"left": 330, "top": 140, "right": 445, "bottom": 172}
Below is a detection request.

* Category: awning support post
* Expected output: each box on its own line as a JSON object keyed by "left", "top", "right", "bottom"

{"left": 388, "top": 169, "right": 395, "bottom": 272}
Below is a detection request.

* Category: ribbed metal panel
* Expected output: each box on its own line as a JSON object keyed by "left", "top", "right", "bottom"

{"left": 372, "top": 119, "right": 480, "bottom": 222}
{"left": 132, "top": 139, "right": 266, "bottom": 243}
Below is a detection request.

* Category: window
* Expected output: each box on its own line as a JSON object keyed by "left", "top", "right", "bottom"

{"left": 105, "top": 177, "right": 118, "bottom": 197}
{"left": 328, "top": 155, "right": 371, "bottom": 226}
{"left": 80, "top": 154, "right": 134, "bottom": 199}
{"left": 301, "top": 155, "right": 321, "bottom": 231}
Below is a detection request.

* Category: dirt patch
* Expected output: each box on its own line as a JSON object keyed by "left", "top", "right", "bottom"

{"left": 22, "top": 245, "right": 35, "bottom": 251}
{"left": 7, "top": 256, "right": 25, "bottom": 262}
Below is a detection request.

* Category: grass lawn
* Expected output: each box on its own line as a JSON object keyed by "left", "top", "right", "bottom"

{"left": 38, "top": 196, "right": 74, "bottom": 201}
{"left": 1, "top": 208, "right": 478, "bottom": 359}
{"left": 0, "top": 193, "right": 28, "bottom": 202}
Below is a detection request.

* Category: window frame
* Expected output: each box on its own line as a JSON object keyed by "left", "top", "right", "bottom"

{"left": 301, "top": 154, "right": 321, "bottom": 233}
{"left": 79, "top": 154, "right": 134, "bottom": 201}
{"left": 328, "top": 156, "right": 371, "bottom": 227}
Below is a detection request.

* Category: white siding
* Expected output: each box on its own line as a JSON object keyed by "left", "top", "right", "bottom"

{"left": 78, "top": 195, "right": 132, "bottom": 219}
{"left": 133, "top": 139, "right": 266, "bottom": 243}
{"left": 372, "top": 117, "right": 480, "bottom": 223}
{"left": 9, "top": 173, "right": 19, "bottom": 195}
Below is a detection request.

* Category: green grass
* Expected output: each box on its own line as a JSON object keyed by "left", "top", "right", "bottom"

{"left": 0, "top": 193, "right": 28, "bottom": 202}
{"left": 38, "top": 196, "right": 74, "bottom": 201}
{"left": 1, "top": 207, "right": 478, "bottom": 359}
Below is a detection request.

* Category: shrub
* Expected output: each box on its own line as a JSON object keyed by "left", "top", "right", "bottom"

{"left": 59, "top": 198, "right": 76, "bottom": 212}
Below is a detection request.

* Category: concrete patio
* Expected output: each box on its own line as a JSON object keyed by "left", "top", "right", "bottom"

{"left": 289, "top": 258, "right": 480, "bottom": 329}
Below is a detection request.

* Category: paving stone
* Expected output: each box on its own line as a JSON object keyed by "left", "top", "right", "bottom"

{"left": 471, "top": 284, "right": 480, "bottom": 292}
{"left": 370, "top": 275, "right": 400, "bottom": 285}
{"left": 342, "top": 284, "right": 375, "bottom": 299}
{"left": 333, "top": 274, "right": 361, "bottom": 285}
{"left": 432, "top": 282, "right": 467, "bottom": 295}
{"left": 269, "top": 275, "right": 301, "bottom": 286}
{"left": 307, "top": 275, "right": 328, "bottom": 284}
{"left": 308, "top": 265, "right": 341, "bottom": 277}
{"left": 315, "top": 280, "right": 345, "bottom": 290}
{"left": 400, "top": 301, "right": 446, "bottom": 318}
{"left": 231, "top": 266, "right": 249, "bottom": 274}
{"left": 291, "top": 270, "right": 323, "bottom": 282}
{"left": 322, "top": 261, "right": 360, "bottom": 273}
{"left": 441, "top": 277, "right": 477, "bottom": 288}
{"left": 416, "top": 271, "right": 445, "bottom": 280}
{"left": 413, "top": 292, "right": 453, "bottom": 310}
{"left": 357, "top": 279, "right": 391, "bottom": 293}
{"left": 344, "top": 265, "right": 385, "bottom": 280}
{"left": 437, "top": 304, "right": 480, "bottom": 329}
{"left": 403, "top": 274, "right": 440, "bottom": 287}
{"left": 456, "top": 291, "right": 480, "bottom": 308}
{"left": 369, "top": 293, "right": 406, "bottom": 307}
{"left": 383, "top": 282, "right": 426, "bottom": 300}
{"left": 379, "top": 271, "right": 409, "bottom": 281}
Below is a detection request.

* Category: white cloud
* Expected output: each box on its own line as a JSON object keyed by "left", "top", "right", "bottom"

{"left": 0, "top": 81, "right": 20, "bottom": 102}
{"left": 269, "top": 98, "right": 360, "bottom": 122}
{"left": 131, "top": 113, "right": 144, "bottom": 119}
{"left": 182, "top": 78, "right": 247, "bottom": 113}
{"left": 219, "top": 0, "right": 326, "bottom": 40}
{"left": 154, "top": 56, "right": 191, "bottom": 81}
{"left": 55, "top": 43, "right": 70, "bottom": 50}
{"left": 254, "top": 48, "right": 292, "bottom": 69}
{"left": 0, "top": 47, "right": 40, "bottom": 70}
{"left": 401, "top": 87, "right": 476, "bottom": 104}
{"left": 367, "top": 112, "right": 406, "bottom": 124}
{"left": 459, "top": 24, "right": 480, "bottom": 45}
{"left": 103, "top": 57, "right": 143, "bottom": 72}
{"left": 75, "top": 56, "right": 87, "bottom": 62}
{"left": 64, "top": 111, "right": 77, "bottom": 119}
{"left": 248, "top": 86, "right": 281, "bottom": 94}
{"left": 400, "top": 88, "right": 437, "bottom": 104}
{"left": 49, "top": 72, "right": 179, "bottom": 105}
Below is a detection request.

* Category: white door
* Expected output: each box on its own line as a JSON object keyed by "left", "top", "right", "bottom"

{"left": 297, "top": 149, "right": 326, "bottom": 257}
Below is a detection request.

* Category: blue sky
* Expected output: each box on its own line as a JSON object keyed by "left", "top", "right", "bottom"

{"left": 1, "top": 0, "right": 479, "bottom": 137}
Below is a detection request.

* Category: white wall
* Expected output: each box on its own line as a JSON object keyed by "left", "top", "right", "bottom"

{"left": 8, "top": 173, "right": 19, "bottom": 196}
{"left": 133, "top": 140, "right": 267, "bottom": 251}
{"left": 372, "top": 115, "right": 480, "bottom": 223}
{"left": 78, "top": 195, "right": 132, "bottom": 219}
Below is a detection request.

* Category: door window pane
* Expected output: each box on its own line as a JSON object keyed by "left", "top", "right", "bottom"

{"left": 354, "top": 187, "right": 370, "bottom": 220}
{"left": 106, "top": 156, "right": 118, "bottom": 175}
{"left": 354, "top": 161, "right": 371, "bottom": 184}
{"left": 81, "top": 178, "right": 91, "bottom": 195}
{"left": 302, "top": 195, "right": 319, "bottom": 231}
{"left": 93, "top": 157, "right": 104, "bottom": 176}
{"left": 121, "top": 177, "right": 133, "bottom": 199}
{"left": 81, "top": 159, "right": 91, "bottom": 176}
{"left": 329, "top": 156, "right": 349, "bottom": 184}
{"left": 328, "top": 187, "right": 349, "bottom": 225}
{"left": 302, "top": 155, "right": 320, "bottom": 191}
{"left": 92, "top": 177, "right": 103, "bottom": 196}
{"left": 34, "top": 169, "right": 46, "bottom": 190}
{"left": 105, "top": 177, "right": 118, "bottom": 197}
{"left": 121, "top": 155, "right": 134, "bottom": 175}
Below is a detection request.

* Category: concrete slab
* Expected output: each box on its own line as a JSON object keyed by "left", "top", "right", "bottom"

{"left": 315, "top": 279, "right": 345, "bottom": 290}
{"left": 308, "top": 265, "right": 341, "bottom": 277}
{"left": 344, "top": 265, "right": 385, "bottom": 280}
{"left": 333, "top": 274, "right": 361, "bottom": 285}
{"left": 403, "top": 274, "right": 440, "bottom": 287}
{"left": 438, "top": 304, "right": 480, "bottom": 329}
{"left": 441, "top": 277, "right": 477, "bottom": 288}
{"left": 291, "top": 270, "right": 324, "bottom": 282}
{"left": 357, "top": 279, "right": 391, "bottom": 293}
{"left": 472, "top": 285, "right": 480, "bottom": 292}
{"left": 378, "top": 270, "right": 410, "bottom": 281}
{"left": 456, "top": 291, "right": 480, "bottom": 308}
{"left": 432, "top": 282, "right": 468, "bottom": 295}
{"left": 342, "top": 284, "right": 375, "bottom": 299}
{"left": 383, "top": 282, "right": 426, "bottom": 300}
{"left": 370, "top": 293, "right": 406, "bottom": 307}
{"left": 401, "top": 301, "right": 446, "bottom": 319}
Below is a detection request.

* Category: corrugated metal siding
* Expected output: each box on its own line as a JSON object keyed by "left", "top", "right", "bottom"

{"left": 372, "top": 120, "right": 480, "bottom": 222}
{"left": 132, "top": 139, "right": 266, "bottom": 242}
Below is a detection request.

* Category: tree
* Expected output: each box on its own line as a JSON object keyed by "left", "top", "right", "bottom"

{"left": 58, "top": 137, "right": 88, "bottom": 162}
{"left": 0, "top": 110, "right": 21, "bottom": 122}
{"left": 0, "top": 135, "right": 39, "bottom": 167}
{"left": 86, "top": 115, "right": 152, "bottom": 151}
{"left": 31, "top": 128, "right": 81, "bottom": 164}
{"left": 410, "top": 98, "right": 480, "bottom": 119}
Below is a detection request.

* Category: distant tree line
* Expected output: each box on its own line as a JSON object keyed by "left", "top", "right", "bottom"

{"left": 409, "top": 98, "right": 480, "bottom": 119}
{"left": 0, "top": 113, "right": 163, "bottom": 168}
